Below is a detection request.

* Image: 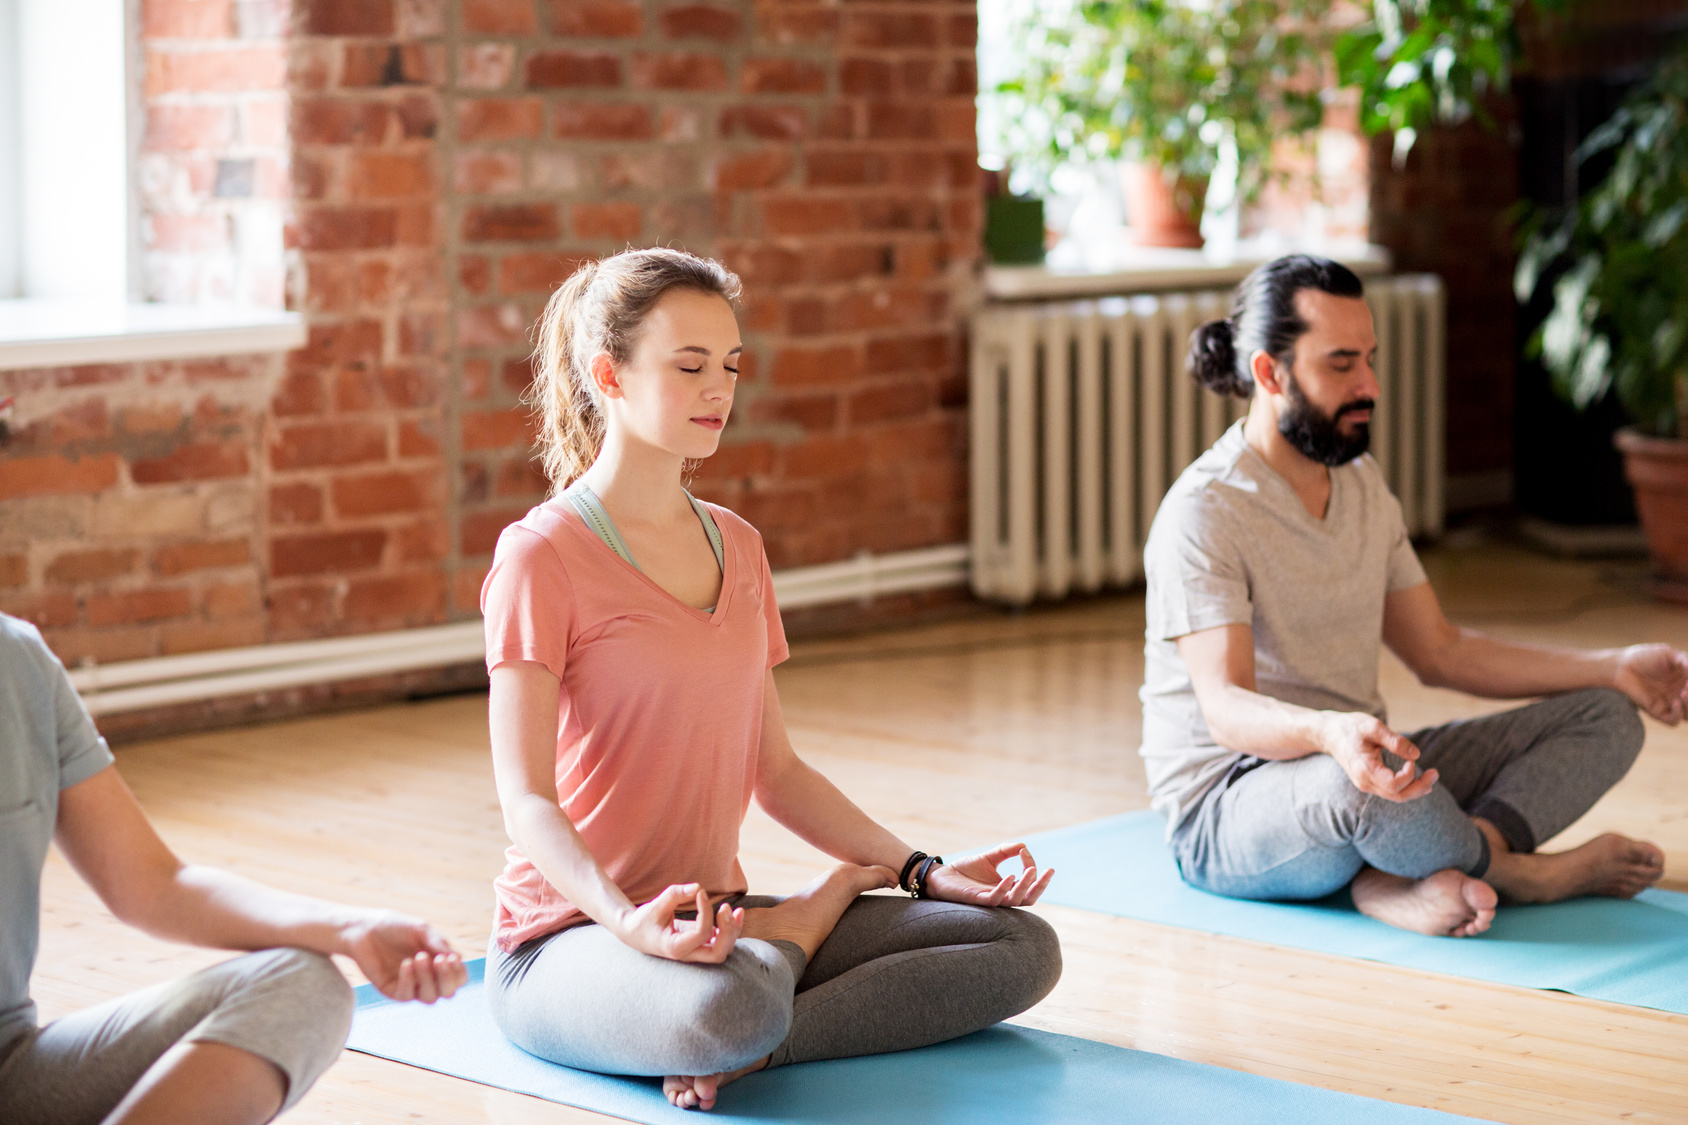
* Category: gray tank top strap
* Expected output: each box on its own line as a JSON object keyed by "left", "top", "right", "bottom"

{"left": 562, "top": 481, "right": 724, "bottom": 576}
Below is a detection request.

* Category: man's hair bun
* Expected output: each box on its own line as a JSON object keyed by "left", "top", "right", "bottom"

{"left": 1187, "top": 318, "right": 1250, "bottom": 399}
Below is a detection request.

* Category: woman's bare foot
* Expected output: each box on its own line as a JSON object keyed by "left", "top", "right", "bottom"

{"left": 664, "top": 1056, "right": 768, "bottom": 1111}
{"left": 1477, "top": 821, "right": 1665, "bottom": 903}
{"left": 1351, "top": 867, "right": 1498, "bottom": 937}
{"left": 740, "top": 863, "right": 896, "bottom": 961}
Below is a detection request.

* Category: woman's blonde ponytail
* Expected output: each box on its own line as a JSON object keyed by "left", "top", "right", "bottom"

{"left": 525, "top": 247, "right": 741, "bottom": 494}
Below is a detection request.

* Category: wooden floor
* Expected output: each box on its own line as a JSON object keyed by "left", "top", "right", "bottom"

{"left": 32, "top": 537, "right": 1688, "bottom": 1123}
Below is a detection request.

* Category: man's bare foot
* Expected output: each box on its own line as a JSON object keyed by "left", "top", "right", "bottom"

{"left": 1351, "top": 867, "right": 1498, "bottom": 937}
{"left": 740, "top": 863, "right": 896, "bottom": 961}
{"left": 664, "top": 1056, "right": 768, "bottom": 1111}
{"left": 1477, "top": 822, "right": 1665, "bottom": 903}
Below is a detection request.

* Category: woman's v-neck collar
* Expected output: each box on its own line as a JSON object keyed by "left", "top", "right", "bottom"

{"left": 549, "top": 497, "right": 734, "bottom": 626}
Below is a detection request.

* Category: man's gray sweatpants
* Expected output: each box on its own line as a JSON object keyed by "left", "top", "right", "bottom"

{"left": 486, "top": 894, "right": 1063, "bottom": 1078}
{"left": 0, "top": 948, "right": 353, "bottom": 1124}
{"left": 1172, "top": 688, "right": 1647, "bottom": 901}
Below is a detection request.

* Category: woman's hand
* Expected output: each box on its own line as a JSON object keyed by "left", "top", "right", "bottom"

{"left": 923, "top": 844, "right": 1053, "bottom": 907}
{"left": 341, "top": 912, "right": 468, "bottom": 1003}
{"left": 615, "top": 884, "right": 743, "bottom": 963}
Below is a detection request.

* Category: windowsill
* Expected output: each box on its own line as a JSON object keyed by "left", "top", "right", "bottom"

{"left": 984, "top": 238, "right": 1394, "bottom": 301}
{"left": 0, "top": 300, "right": 305, "bottom": 371}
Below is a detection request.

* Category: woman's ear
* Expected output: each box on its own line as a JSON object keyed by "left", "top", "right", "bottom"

{"left": 1249, "top": 349, "right": 1285, "bottom": 396}
{"left": 589, "top": 352, "right": 623, "bottom": 399}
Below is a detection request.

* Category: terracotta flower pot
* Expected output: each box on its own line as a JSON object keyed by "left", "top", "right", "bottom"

{"left": 1615, "top": 426, "right": 1688, "bottom": 598}
{"left": 1120, "top": 162, "right": 1209, "bottom": 249}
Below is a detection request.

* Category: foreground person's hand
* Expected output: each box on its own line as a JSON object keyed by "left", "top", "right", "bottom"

{"left": 924, "top": 843, "right": 1054, "bottom": 907}
{"left": 1615, "top": 643, "right": 1688, "bottom": 724}
{"left": 343, "top": 912, "right": 468, "bottom": 1002}
{"left": 618, "top": 884, "right": 743, "bottom": 963}
{"left": 1320, "top": 712, "right": 1436, "bottom": 802}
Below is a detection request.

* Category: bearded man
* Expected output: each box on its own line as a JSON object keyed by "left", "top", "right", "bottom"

{"left": 1142, "top": 254, "right": 1686, "bottom": 937}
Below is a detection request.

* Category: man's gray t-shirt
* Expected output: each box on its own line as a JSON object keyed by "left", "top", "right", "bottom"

{"left": 1140, "top": 422, "right": 1428, "bottom": 832}
{"left": 0, "top": 613, "right": 114, "bottom": 1051}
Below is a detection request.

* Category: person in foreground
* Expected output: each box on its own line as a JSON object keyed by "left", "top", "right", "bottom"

{"left": 0, "top": 612, "right": 467, "bottom": 1125}
{"left": 1143, "top": 253, "right": 1685, "bottom": 939}
{"left": 482, "top": 247, "right": 1062, "bottom": 1112}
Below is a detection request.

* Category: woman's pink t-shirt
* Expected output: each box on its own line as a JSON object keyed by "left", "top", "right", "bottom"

{"left": 480, "top": 498, "right": 789, "bottom": 951}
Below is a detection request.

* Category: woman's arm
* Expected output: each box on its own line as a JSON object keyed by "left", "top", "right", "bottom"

{"left": 55, "top": 766, "right": 465, "bottom": 1002}
{"left": 488, "top": 661, "right": 742, "bottom": 961}
{"left": 753, "top": 671, "right": 1051, "bottom": 906}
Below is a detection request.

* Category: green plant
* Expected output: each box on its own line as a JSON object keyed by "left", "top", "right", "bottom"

{"left": 1515, "top": 45, "right": 1688, "bottom": 437}
{"left": 988, "top": 0, "right": 1330, "bottom": 202}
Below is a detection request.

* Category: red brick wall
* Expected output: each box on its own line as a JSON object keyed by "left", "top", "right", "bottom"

{"left": 0, "top": 0, "right": 979, "bottom": 671}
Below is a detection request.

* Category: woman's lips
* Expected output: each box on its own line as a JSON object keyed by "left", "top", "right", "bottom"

{"left": 691, "top": 416, "right": 725, "bottom": 430}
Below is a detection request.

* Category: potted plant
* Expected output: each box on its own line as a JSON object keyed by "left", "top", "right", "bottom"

{"left": 1516, "top": 45, "right": 1688, "bottom": 596}
{"left": 989, "top": 0, "right": 1330, "bottom": 248}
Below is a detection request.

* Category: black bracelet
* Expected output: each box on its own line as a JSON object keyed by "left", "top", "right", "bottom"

{"left": 898, "top": 851, "right": 929, "bottom": 893}
{"left": 912, "top": 855, "right": 944, "bottom": 899}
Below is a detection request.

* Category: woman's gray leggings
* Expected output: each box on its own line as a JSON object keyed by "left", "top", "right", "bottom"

{"left": 1173, "top": 688, "right": 1647, "bottom": 901}
{"left": 484, "top": 894, "right": 1063, "bottom": 1078}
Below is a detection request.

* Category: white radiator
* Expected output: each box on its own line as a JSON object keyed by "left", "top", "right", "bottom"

{"left": 969, "top": 274, "right": 1447, "bottom": 604}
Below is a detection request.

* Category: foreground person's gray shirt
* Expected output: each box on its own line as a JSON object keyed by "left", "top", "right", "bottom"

{"left": 0, "top": 614, "right": 114, "bottom": 1053}
{"left": 1140, "top": 422, "right": 1427, "bottom": 833}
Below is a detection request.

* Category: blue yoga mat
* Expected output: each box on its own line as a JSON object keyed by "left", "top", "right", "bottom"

{"left": 348, "top": 961, "right": 1485, "bottom": 1123}
{"left": 1021, "top": 810, "right": 1688, "bottom": 1014}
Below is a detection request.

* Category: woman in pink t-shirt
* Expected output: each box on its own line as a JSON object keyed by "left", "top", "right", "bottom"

{"left": 481, "top": 248, "right": 1062, "bottom": 1110}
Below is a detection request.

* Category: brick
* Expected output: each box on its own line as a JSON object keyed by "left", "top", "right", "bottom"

{"left": 271, "top": 482, "right": 324, "bottom": 525}
{"left": 0, "top": 454, "right": 121, "bottom": 500}
{"left": 773, "top": 344, "right": 861, "bottom": 387}
{"left": 145, "top": 105, "right": 234, "bottom": 151}
{"left": 267, "top": 583, "right": 335, "bottom": 635}
{"left": 866, "top": 331, "right": 953, "bottom": 374}
{"left": 161, "top": 617, "right": 266, "bottom": 655}
{"left": 271, "top": 421, "right": 389, "bottom": 470}
{"left": 293, "top": 98, "right": 391, "bottom": 145}
{"left": 498, "top": 251, "right": 588, "bottom": 294}
{"left": 340, "top": 42, "right": 440, "bottom": 88}
{"left": 348, "top": 151, "right": 433, "bottom": 199}
{"left": 294, "top": 319, "right": 383, "bottom": 368}
{"left": 841, "top": 57, "right": 894, "bottom": 97}
{"left": 0, "top": 555, "right": 25, "bottom": 588}
{"left": 131, "top": 441, "right": 250, "bottom": 485}
{"left": 571, "top": 202, "right": 641, "bottom": 241}
{"left": 842, "top": 11, "right": 940, "bottom": 49}
{"left": 502, "top": 356, "right": 538, "bottom": 393}
{"left": 301, "top": 0, "right": 393, "bottom": 35}
{"left": 494, "top": 457, "right": 549, "bottom": 497}
{"left": 548, "top": 0, "right": 643, "bottom": 37}
{"left": 460, "top": 43, "right": 516, "bottom": 89}
{"left": 700, "top": 439, "right": 776, "bottom": 479}
{"left": 457, "top": 98, "right": 543, "bottom": 142}
{"left": 332, "top": 469, "right": 437, "bottom": 518}
{"left": 806, "top": 149, "right": 888, "bottom": 187}
{"left": 741, "top": 58, "right": 826, "bottom": 94}
{"left": 143, "top": 0, "right": 235, "bottom": 37}
{"left": 203, "top": 579, "right": 261, "bottom": 620}
{"left": 299, "top": 206, "right": 398, "bottom": 250}
{"left": 145, "top": 46, "right": 285, "bottom": 96}
{"left": 454, "top": 150, "right": 523, "bottom": 194}
{"left": 337, "top": 365, "right": 439, "bottom": 411}
{"left": 780, "top": 434, "right": 869, "bottom": 480}
{"left": 712, "top": 150, "right": 793, "bottom": 192}
{"left": 719, "top": 106, "right": 806, "bottom": 141}
{"left": 749, "top": 393, "right": 839, "bottom": 431}
{"left": 153, "top": 538, "right": 251, "bottom": 576}
{"left": 86, "top": 588, "right": 194, "bottom": 627}
{"left": 457, "top": 304, "right": 532, "bottom": 348}
{"left": 553, "top": 103, "right": 652, "bottom": 140}
{"left": 45, "top": 548, "right": 139, "bottom": 585}
{"left": 761, "top": 197, "right": 852, "bottom": 236}
{"left": 866, "top": 101, "right": 936, "bottom": 141}
{"left": 461, "top": 507, "right": 529, "bottom": 555}
{"left": 460, "top": 255, "right": 493, "bottom": 294}
{"left": 633, "top": 53, "right": 729, "bottom": 91}
{"left": 464, "top": 0, "right": 537, "bottom": 34}
{"left": 848, "top": 380, "right": 934, "bottom": 425}
{"left": 396, "top": 94, "right": 440, "bottom": 140}
{"left": 394, "top": 517, "right": 450, "bottom": 563}
{"left": 343, "top": 571, "right": 447, "bottom": 624}
{"left": 525, "top": 51, "right": 622, "bottom": 88}
{"left": 271, "top": 529, "right": 387, "bottom": 578}
{"left": 0, "top": 591, "right": 77, "bottom": 629}
{"left": 399, "top": 420, "right": 442, "bottom": 457}
{"left": 462, "top": 203, "right": 560, "bottom": 242}
{"left": 462, "top": 408, "right": 535, "bottom": 452}
{"left": 661, "top": 4, "right": 741, "bottom": 39}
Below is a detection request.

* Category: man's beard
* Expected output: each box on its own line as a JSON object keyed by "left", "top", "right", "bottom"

{"left": 1279, "top": 373, "right": 1374, "bottom": 466}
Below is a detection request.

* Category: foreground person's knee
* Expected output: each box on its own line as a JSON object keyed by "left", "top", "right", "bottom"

{"left": 215, "top": 948, "right": 354, "bottom": 1109}
{"left": 677, "top": 945, "right": 793, "bottom": 1073}
{"left": 1582, "top": 686, "right": 1645, "bottom": 765}
{"left": 996, "top": 907, "right": 1064, "bottom": 1014}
